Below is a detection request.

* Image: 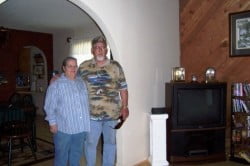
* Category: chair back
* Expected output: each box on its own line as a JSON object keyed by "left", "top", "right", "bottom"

{"left": 23, "top": 94, "right": 34, "bottom": 106}
{"left": 22, "top": 95, "right": 36, "bottom": 127}
{"left": 1, "top": 93, "right": 36, "bottom": 137}
{"left": 0, "top": 93, "right": 38, "bottom": 164}
{"left": 2, "top": 106, "right": 25, "bottom": 123}
{"left": 9, "top": 93, "right": 22, "bottom": 108}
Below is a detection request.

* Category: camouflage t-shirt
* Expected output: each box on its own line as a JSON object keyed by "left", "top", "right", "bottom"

{"left": 78, "top": 59, "right": 128, "bottom": 120}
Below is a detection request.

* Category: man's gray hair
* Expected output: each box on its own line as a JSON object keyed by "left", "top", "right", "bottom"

{"left": 91, "top": 36, "right": 107, "bottom": 47}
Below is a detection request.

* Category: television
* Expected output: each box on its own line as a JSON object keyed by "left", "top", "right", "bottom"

{"left": 166, "top": 82, "right": 226, "bottom": 129}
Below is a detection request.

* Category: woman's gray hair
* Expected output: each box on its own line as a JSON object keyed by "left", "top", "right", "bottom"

{"left": 62, "top": 57, "right": 77, "bottom": 67}
{"left": 61, "top": 57, "right": 77, "bottom": 72}
{"left": 91, "top": 36, "right": 107, "bottom": 47}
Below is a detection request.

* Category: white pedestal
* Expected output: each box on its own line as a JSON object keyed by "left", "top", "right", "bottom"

{"left": 149, "top": 114, "right": 169, "bottom": 166}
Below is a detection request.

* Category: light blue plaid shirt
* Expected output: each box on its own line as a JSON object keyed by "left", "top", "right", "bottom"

{"left": 44, "top": 74, "right": 90, "bottom": 134}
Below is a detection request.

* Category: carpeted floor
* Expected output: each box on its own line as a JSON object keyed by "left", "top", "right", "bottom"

{"left": 0, "top": 138, "right": 54, "bottom": 166}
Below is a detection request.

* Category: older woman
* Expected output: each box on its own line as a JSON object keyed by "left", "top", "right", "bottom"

{"left": 44, "top": 57, "right": 90, "bottom": 166}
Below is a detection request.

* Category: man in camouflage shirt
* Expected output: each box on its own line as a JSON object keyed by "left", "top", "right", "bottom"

{"left": 78, "top": 36, "right": 129, "bottom": 166}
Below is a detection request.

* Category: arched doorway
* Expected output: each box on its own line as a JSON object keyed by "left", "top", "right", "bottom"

{"left": 18, "top": 46, "right": 48, "bottom": 116}
{"left": 0, "top": 0, "right": 121, "bottom": 165}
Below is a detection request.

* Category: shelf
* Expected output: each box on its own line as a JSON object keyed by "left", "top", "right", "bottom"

{"left": 16, "top": 86, "right": 30, "bottom": 91}
{"left": 230, "top": 156, "right": 250, "bottom": 164}
{"left": 34, "top": 63, "right": 44, "bottom": 65}
{"left": 170, "top": 153, "right": 226, "bottom": 163}
{"left": 171, "top": 127, "right": 225, "bottom": 132}
{"left": 232, "top": 112, "right": 249, "bottom": 115}
{"left": 232, "top": 96, "right": 250, "bottom": 100}
{"left": 231, "top": 82, "right": 250, "bottom": 164}
{"left": 233, "top": 142, "right": 250, "bottom": 148}
{"left": 16, "top": 91, "right": 45, "bottom": 95}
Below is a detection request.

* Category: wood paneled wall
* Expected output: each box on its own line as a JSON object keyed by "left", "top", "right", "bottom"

{"left": 180, "top": 0, "right": 250, "bottom": 154}
{"left": 0, "top": 29, "right": 53, "bottom": 102}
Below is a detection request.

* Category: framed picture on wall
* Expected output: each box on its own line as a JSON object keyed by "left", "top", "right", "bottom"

{"left": 229, "top": 10, "right": 250, "bottom": 57}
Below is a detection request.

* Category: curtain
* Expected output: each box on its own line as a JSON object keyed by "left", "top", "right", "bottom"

{"left": 70, "top": 38, "right": 92, "bottom": 65}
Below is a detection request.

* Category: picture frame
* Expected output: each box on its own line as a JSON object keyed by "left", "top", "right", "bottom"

{"left": 229, "top": 10, "right": 250, "bottom": 57}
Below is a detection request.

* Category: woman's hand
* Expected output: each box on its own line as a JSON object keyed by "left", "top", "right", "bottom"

{"left": 49, "top": 124, "right": 58, "bottom": 134}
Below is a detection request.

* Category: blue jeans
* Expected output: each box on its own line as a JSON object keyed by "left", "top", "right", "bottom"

{"left": 85, "top": 120, "right": 117, "bottom": 166}
{"left": 53, "top": 131, "right": 87, "bottom": 166}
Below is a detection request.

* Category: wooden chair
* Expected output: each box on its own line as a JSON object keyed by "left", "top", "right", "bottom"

{"left": 22, "top": 94, "right": 37, "bottom": 151}
{"left": 0, "top": 93, "right": 37, "bottom": 166}
{"left": 8, "top": 93, "right": 22, "bottom": 108}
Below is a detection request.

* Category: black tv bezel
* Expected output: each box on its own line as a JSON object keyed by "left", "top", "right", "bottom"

{"left": 172, "top": 83, "right": 226, "bottom": 130}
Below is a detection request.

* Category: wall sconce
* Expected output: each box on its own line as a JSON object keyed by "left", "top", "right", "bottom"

{"left": 172, "top": 67, "right": 185, "bottom": 82}
{"left": 66, "top": 37, "right": 72, "bottom": 43}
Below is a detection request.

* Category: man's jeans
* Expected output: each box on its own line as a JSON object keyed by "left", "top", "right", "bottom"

{"left": 85, "top": 120, "right": 117, "bottom": 166}
{"left": 53, "top": 131, "right": 86, "bottom": 166}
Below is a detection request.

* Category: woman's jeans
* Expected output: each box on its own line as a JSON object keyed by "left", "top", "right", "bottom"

{"left": 53, "top": 131, "right": 87, "bottom": 166}
{"left": 85, "top": 120, "right": 117, "bottom": 166}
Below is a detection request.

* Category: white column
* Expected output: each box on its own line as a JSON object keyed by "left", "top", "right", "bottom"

{"left": 149, "top": 114, "right": 169, "bottom": 166}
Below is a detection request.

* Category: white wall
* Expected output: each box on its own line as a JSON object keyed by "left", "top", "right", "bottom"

{"left": 53, "top": 30, "right": 72, "bottom": 72}
{"left": 69, "top": 0, "right": 180, "bottom": 165}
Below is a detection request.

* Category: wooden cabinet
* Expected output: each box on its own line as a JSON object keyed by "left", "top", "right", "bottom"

{"left": 230, "top": 83, "right": 250, "bottom": 163}
{"left": 16, "top": 47, "right": 48, "bottom": 116}
{"left": 18, "top": 48, "right": 31, "bottom": 73}
{"left": 16, "top": 47, "right": 48, "bottom": 93}
{"left": 0, "top": 28, "right": 53, "bottom": 102}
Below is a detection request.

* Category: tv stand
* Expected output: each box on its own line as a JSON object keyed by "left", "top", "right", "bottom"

{"left": 165, "top": 82, "right": 227, "bottom": 164}
{"left": 169, "top": 128, "right": 226, "bottom": 163}
{"left": 170, "top": 153, "right": 225, "bottom": 164}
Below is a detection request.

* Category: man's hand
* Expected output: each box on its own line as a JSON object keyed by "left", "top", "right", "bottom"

{"left": 49, "top": 74, "right": 60, "bottom": 84}
{"left": 120, "top": 106, "right": 129, "bottom": 120}
{"left": 49, "top": 124, "right": 58, "bottom": 134}
{"left": 120, "top": 89, "right": 129, "bottom": 121}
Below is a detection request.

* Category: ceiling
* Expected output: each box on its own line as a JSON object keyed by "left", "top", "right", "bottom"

{"left": 0, "top": 0, "right": 97, "bottom": 33}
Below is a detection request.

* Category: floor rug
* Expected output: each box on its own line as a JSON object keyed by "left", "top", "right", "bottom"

{"left": 0, "top": 138, "right": 54, "bottom": 166}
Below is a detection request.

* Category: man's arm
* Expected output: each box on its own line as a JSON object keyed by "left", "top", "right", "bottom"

{"left": 120, "top": 89, "right": 129, "bottom": 120}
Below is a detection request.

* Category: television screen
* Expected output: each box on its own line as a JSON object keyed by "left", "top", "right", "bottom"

{"left": 171, "top": 85, "right": 226, "bottom": 129}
